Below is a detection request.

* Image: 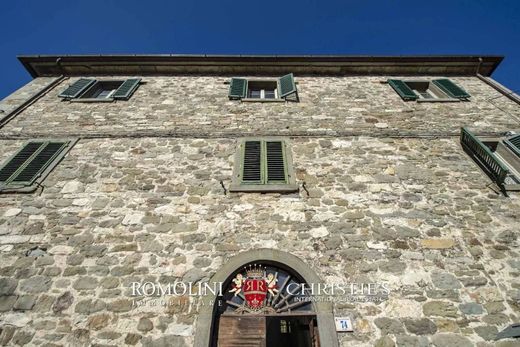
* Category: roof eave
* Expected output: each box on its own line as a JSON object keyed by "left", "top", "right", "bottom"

{"left": 17, "top": 54, "right": 504, "bottom": 78}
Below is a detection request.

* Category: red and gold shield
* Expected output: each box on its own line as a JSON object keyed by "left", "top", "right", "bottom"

{"left": 243, "top": 278, "right": 267, "bottom": 309}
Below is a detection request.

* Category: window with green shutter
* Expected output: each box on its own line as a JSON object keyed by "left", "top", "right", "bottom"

{"left": 58, "top": 78, "right": 96, "bottom": 98}
{"left": 504, "top": 134, "right": 520, "bottom": 159}
{"left": 388, "top": 78, "right": 470, "bottom": 102}
{"left": 432, "top": 79, "right": 470, "bottom": 99}
{"left": 59, "top": 78, "right": 141, "bottom": 101}
{"left": 228, "top": 74, "right": 299, "bottom": 102}
{"left": 229, "top": 78, "right": 248, "bottom": 100}
{"left": 388, "top": 80, "right": 418, "bottom": 101}
{"left": 230, "top": 138, "right": 298, "bottom": 192}
{"left": 461, "top": 128, "right": 520, "bottom": 193}
{"left": 0, "top": 140, "right": 75, "bottom": 193}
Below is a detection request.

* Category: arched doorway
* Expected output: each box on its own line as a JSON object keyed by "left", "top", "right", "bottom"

{"left": 193, "top": 249, "right": 338, "bottom": 347}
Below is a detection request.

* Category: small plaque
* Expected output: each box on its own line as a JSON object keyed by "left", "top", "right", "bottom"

{"left": 334, "top": 317, "right": 353, "bottom": 332}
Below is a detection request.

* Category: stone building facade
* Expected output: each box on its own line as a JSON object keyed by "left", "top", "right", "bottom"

{"left": 0, "top": 55, "right": 519, "bottom": 346}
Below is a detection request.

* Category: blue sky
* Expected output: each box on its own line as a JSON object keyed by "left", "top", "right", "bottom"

{"left": 0, "top": 0, "right": 519, "bottom": 99}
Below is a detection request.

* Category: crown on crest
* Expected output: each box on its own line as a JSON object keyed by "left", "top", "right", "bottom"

{"left": 244, "top": 264, "right": 264, "bottom": 278}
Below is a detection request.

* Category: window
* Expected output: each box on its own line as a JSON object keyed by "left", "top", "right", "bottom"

{"left": 228, "top": 73, "right": 298, "bottom": 102}
{"left": 0, "top": 140, "right": 76, "bottom": 193}
{"left": 461, "top": 127, "right": 520, "bottom": 193}
{"left": 280, "top": 320, "right": 291, "bottom": 334}
{"left": 388, "top": 79, "right": 470, "bottom": 102}
{"left": 247, "top": 81, "right": 278, "bottom": 99}
{"left": 58, "top": 78, "right": 141, "bottom": 101}
{"left": 229, "top": 138, "right": 298, "bottom": 193}
{"left": 80, "top": 81, "right": 122, "bottom": 99}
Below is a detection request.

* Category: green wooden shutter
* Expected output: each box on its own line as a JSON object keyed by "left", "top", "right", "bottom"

{"left": 460, "top": 127, "right": 509, "bottom": 187}
{"left": 229, "top": 78, "right": 248, "bottom": 99}
{"left": 504, "top": 134, "right": 520, "bottom": 158}
{"left": 265, "top": 141, "right": 287, "bottom": 184}
{"left": 278, "top": 73, "right": 297, "bottom": 98}
{"left": 432, "top": 79, "right": 470, "bottom": 99}
{"left": 241, "top": 141, "right": 263, "bottom": 184}
{"left": 113, "top": 78, "right": 141, "bottom": 100}
{"left": 387, "top": 79, "right": 418, "bottom": 101}
{"left": 11, "top": 142, "right": 68, "bottom": 185}
{"left": 0, "top": 142, "right": 44, "bottom": 182}
{"left": 58, "top": 78, "right": 95, "bottom": 98}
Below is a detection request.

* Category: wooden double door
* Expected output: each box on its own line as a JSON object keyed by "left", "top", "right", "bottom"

{"left": 217, "top": 314, "right": 319, "bottom": 347}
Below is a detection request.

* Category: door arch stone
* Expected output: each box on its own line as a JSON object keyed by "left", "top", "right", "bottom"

{"left": 193, "top": 248, "right": 339, "bottom": 347}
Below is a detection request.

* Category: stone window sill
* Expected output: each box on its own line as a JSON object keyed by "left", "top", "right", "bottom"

{"left": 504, "top": 183, "right": 520, "bottom": 191}
{"left": 416, "top": 98, "right": 461, "bottom": 103}
{"left": 229, "top": 183, "right": 299, "bottom": 193}
{"left": 69, "top": 98, "right": 115, "bottom": 103}
{"left": 241, "top": 98, "right": 285, "bottom": 103}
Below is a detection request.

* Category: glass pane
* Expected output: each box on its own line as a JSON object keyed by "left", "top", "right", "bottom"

{"left": 421, "top": 91, "right": 433, "bottom": 99}
{"left": 280, "top": 320, "right": 287, "bottom": 333}
{"left": 96, "top": 89, "right": 114, "bottom": 99}
{"left": 249, "top": 90, "right": 261, "bottom": 98}
{"left": 264, "top": 90, "right": 276, "bottom": 99}
{"left": 414, "top": 89, "right": 433, "bottom": 99}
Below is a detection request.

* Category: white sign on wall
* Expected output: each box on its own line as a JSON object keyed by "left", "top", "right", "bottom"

{"left": 334, "top": 317, "right": 354, "bottom": 332}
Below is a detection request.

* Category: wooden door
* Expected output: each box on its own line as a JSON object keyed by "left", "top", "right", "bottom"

{"left": 218, "top": 315, "right": 266, "bottom": 347}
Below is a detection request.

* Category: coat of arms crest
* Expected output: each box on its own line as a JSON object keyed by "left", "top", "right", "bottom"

{"left": 229, "top": 264, "right": 278, "bottom": 312}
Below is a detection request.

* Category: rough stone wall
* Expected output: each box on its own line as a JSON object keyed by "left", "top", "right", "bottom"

{"left": 0, "top": 75, "right": 519, "bottom": 347}
{"left": 1, "top": 76, "right": 519, "bottom": 137}
{"left": 0, "top": 77, "right": 59, "bottom": 115}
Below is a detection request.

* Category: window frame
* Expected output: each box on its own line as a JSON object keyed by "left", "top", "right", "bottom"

{"left": 229, "top": 137, "right": 299, "bottom": 193}
{"left": 244, "top": 80, "right": 280, "bottom": 101}
{"left": 59, "top": 78, "right": 141, "bottom": 102}
{"left": 0, "top": 138, "right": 78, "bottom": 193}
{"left": 229, "top": 74, "right": 298, "bottom": 102}
{"left": 77, "top": 80, "right": 123, "bottom": 101}
{"left": 484, "top": 137, "right": 520, "bottom": 189}
{"left": 388, "top": 78, "right": 469, "bottom": 103}
{"left": 404, "top": 80, "right": 460, "bottom": 102}
{"left": 461, "top": 128, "right": 520, "bottom": 193}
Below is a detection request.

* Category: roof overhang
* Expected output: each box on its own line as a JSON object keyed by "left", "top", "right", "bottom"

{"left": 17, "top": 54, "right": 504, "bottom": 78}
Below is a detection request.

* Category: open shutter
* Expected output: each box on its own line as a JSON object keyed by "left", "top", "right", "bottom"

{"left": 113, "top": 78, "right": 141, "bottom": 100}
{"left": 58, "top": 78, "right": 95, "bottom": 98}
{"left": 460, "top": 127, "right": 509, "bottom": 187}
{"left": 11, "top": 142, "right": 68, "bottom": 185}
{"left": 504, "top": 134, "right": 520, "bottom": 158}
{"left": 278, "top": 73, "right": 297, "bottom": 98}
{"left": 0, "top": 142, "right": 44, "bottom": 183}
{"left": 432, "top": 79, "right": 470, "bottom": 99}
{"left": 229, "top": 78, "right": 248, "bottom": 99}
{"left": 387, "top": 79, "right": 418, "bottom": 101}
{"left": 265, "top": 141, "right": 287, "bottom": 183}
{"left": 242, "top": 141, "right": 262, "bottom": 184}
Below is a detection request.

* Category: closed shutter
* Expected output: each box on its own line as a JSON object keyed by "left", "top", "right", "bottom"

{"left": 0, "top": 142, "right": 44, "bottom": 182}
{"left": 11, "top": 142, "right": 68, "bottom": 185}
{"left": 229, "top": 78, "right": 248, "bottom": 99}
{"left": 278, "top": 73, "right": 297, "bottom": 98}
{"left": 113, "top": 78, "right": 141, "bottom": 100}
{"left": 387, "top": 79, "right": 418, "bottom": 101}
{"left": 0, "top": 141, "right": 68, "bottom": 187}
{"left": 505, "top": 134, "right": 520, "bottom": 158}
{"left": 58, "top": 78, "right": 95, "bottom": 98}
{"left": 432, "top": 79, "right": 470, "bottom": 99}
{"left": 241, "top": 140, "right": 288, "bottom": 185}
{"left": 265, "top": 141, "right": 287, "bottom": 183}
{"left": 242, "top": 141, "right": 262, "bottom": 184}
